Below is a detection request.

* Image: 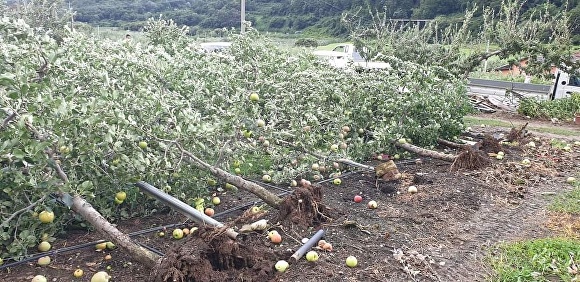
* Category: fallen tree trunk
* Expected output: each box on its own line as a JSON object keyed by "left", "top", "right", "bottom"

{"left": 175, "top": 143, "right": 283, "bottom": 208}
{"left": 395, "top": 142, "right": 457, "bottom": 162}
{"left": 71, "top": 196, "right": 160, "bottom": 267}
{"left": 437, "top": 138, "right": 470, "bottom": 149}
{"left": 24, "top": 121, "right": 160, "bottom": 268}
{"left": 395, "top": 141, "right": 490, "bottom": 171}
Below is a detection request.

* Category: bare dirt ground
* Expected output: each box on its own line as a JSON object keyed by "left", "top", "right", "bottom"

{"left": 0, "top": 112, "right": 578, "bottom": 282}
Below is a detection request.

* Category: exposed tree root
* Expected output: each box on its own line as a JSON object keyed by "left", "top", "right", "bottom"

{"left": 450, "top": 146, "right": 491, "bottom": 171}
{"left": 278, "top": 184, "right": 333, "bottom": 228}
{"left": 152, "top": 227, "right": 276, "bottom": 282}
{"left": 481, "top": 134, "right": 503, "bottom": 154}
{"left": 506, "top": 122, "right": 529, "bottom": 142}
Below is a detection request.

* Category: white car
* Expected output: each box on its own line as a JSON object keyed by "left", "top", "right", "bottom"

{"left": 199, "top": 42, "right": 232, "bottom": 53}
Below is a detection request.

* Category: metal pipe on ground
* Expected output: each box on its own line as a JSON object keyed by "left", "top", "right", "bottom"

{"left": 135, "top": 181, "right": 238, "bottom": 239}
{"left": 290, "top": 229, "right": 326, "bottom": 261}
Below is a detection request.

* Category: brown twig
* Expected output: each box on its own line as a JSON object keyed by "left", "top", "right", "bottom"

{"left": 1, "top": 195, "right": 48, "bottom": 227}
{"left": 1, "top": 112, "right": 17, "bottom": 130}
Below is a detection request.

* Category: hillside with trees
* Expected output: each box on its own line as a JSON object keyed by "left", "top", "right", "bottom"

{"left": 5, "top": 0, "right": 576, "bottom": 39}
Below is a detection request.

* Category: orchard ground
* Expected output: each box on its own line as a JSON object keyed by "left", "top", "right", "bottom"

{"left": 0, "top": 112, "right": 578, "bottom": 282}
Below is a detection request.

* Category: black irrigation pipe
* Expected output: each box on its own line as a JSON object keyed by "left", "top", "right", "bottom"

{"left": 0, "top": 161, "right": 400, "bottom": 270}
{"left": 0, "top": 209, "right": 191, "bottom": 270}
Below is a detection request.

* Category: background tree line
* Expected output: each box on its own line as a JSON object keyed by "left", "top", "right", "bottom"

{"left": 4, "top": 0, "right": 580, "bottom": 41}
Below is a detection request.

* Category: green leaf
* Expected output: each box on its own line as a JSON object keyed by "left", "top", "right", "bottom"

{"left": 12, "top": 148, "right": 25, "bottom": 159}
{"left": 60, "top": 193, "right": 74, "bottom": 208}
{"left": 0, "top": 73, "right": 15, "bottom": 86}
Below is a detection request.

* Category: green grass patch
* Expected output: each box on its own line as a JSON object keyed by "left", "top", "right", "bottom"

{"left": 548, "top": 183, "right": 580, "bottom": 214}
{"left": 463, "top": 116, "right": 580, "bottom": 137}
{"left": 464, "top": 116, "right": 512, "bottom": 127}
{"left": 316, "top": 42, "right": 352, "bottom": 51}
{"left": 488, "top": 237, "right": 580, "bottom": 282}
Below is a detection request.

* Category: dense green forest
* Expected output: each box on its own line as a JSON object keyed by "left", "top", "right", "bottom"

{"left": 5, "top": 0, "right": 580, "bottom": 38}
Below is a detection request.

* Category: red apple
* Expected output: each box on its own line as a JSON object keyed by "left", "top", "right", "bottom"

{"left": 353, "top": 195, "right": 363, "bottom": 203}
{"left": 204, "top": 208, "right": 215, "bottom": 217}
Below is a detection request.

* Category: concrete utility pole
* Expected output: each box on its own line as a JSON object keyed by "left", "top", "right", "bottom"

{"left": 68, "top": 1, "right": 74, "bottom": 31}
{"left": 241, "top": 0, "right": 245, "bottom": 34}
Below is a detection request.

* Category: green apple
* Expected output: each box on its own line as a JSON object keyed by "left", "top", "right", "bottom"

{"left": 330, "top": 144, "right": 339, "bottom": 152}
{"left": 115, "top": 191, "right": 127, "bottom": 201}
{"left": 256, "top": 119, "right": 265, "bottom": 127}
{"left": 311, "top": 163, "right": 319, "bottom": 171}
{"left": 138, "top": 141, "right": 148, "bottom": 149}
{"left": 567, "top": 177, "right": 576, "bottom": 184}
{"left": 262, "top": 174, "right": 272, "bottom": 182}
{"left": 212, "top": 197, "right": 221, "bottom": 205}
{"left": 172, "top": 229, "right": 184, "bottom": 239}
{"left": 91, "top": 271, "right": 111, "bottom": 282}
{"left": 249, "top": 93, "right": 259, "bottom": 101}
{"left": 275, "top": 260, "right": 289, "bottom": 272}
{"left": 346, "top": 256, "right": 358, "bottom": 267}
{"left": 333, "top": 178, "right": 341, "bottom": 185}
{"left": 106, "top": 241, "right": 116, "bottom": 249}
{"left": 367, "top": 200, "right": 378, "bottom": 209}
{"left": 38, "top": 211, "right": 55, "bottom": 223}
{"left": 59, "top": 145, "right": 70, "bottom": 154}
{"left": 37, "top": 256, "right": 51, "bottom": 266}
{"left": 31, "top": 275, "right": 47, "bottom": 282}
{"left": 250, "top": 206, "right": 261, "bottom": 214}
{"left": 225, "top": 183, "right": 237, "bottom": 190}
{"left": 38, "top": 241, "right": 51, "bottom": 252}
{"left": 305, "top": 251, "right": 319, "bottom": 262}
{"left": 73, "top": 268, "right": 83, "bottom": 278}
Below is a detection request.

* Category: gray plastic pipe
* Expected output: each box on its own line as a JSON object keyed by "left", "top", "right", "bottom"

{"left": 135, "top": 181, "right": 238, "bottom": 239}
{"left": 290, "top": 229, "right": 326, "bottom": 261}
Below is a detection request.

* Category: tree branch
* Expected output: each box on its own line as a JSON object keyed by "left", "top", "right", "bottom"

{"left": 172, "top": 142, "right": 283, "bottom": 208}
{"left": 18, "top": 115, "right": 160, "bottom": 268}
{"left": 1, "top": 112, "right": 17, "bottom": 131}
{"left": 1, "top": 195, "right": 47, "bottom": 227}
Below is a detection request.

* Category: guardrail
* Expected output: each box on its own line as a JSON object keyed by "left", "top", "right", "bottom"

{"left": 467, "top": 78, "right": 551, "bottom": 93}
